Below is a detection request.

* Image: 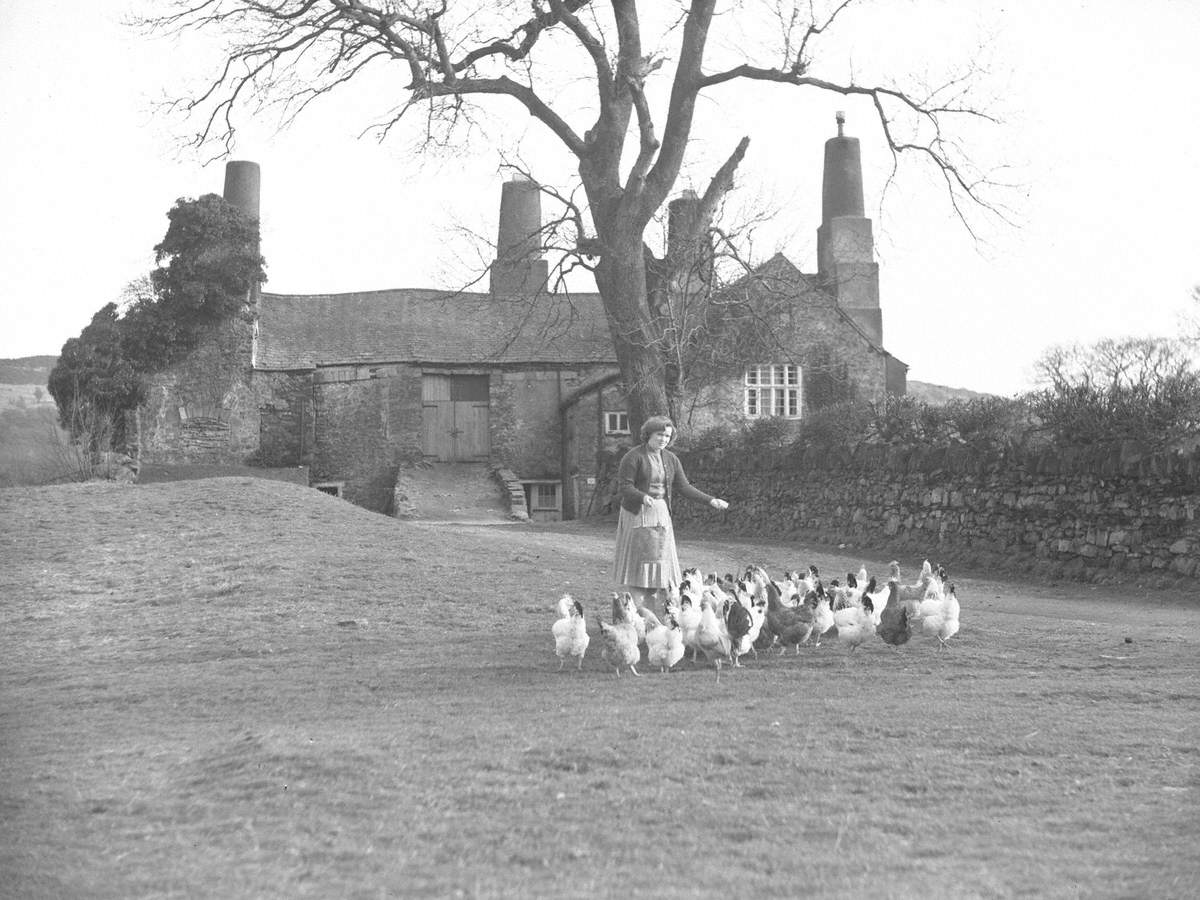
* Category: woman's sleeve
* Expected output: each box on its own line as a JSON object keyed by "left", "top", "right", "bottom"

{"left": 671, "top": 453, "right": 714, "bottom": 505}
{"left": 617, "top": 449, "right": 647, "bottom": 508}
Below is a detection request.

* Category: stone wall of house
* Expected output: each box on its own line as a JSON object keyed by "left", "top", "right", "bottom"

{"left": 490, "top": 364, "right": 618, "bottom": 481}
{"left": 256, "top": 372, "right": 316, "bottom": 468}
{"left": 673, "top": 441, "right": 1200, "bottom": 586}
{"left": 680, "top": 291, "right": 893, "bottom": 439}
{"left": 311, "top": 364, "right": 423, "bottom": 512}
{"left": 305, "top": 363, "right": 623, "bottom": 514}
{"left": 489, "top": 369, "right": 565, "bottom": 478}
{"left": 137, "top": 318, "right": 264, "bottom": 464}
{"left": 561, "top": 378, "right": 631, "bottom": 518}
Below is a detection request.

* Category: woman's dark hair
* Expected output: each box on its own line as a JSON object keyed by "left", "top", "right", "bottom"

{"left": 640, "top": 415, "right": 676, "bottom": 443}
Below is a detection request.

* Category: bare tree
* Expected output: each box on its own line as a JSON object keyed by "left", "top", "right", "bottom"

{"left": 1030, "top": 336, "right": 1200, "bottom": 450}
{"left": 137, "top": 0, "right": 1000, "bottom": 432}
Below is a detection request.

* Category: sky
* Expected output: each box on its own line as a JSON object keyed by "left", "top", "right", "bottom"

{"left": 1, "top": 1, "right": 1198, "bottom": 397}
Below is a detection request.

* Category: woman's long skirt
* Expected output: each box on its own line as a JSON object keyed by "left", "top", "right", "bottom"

{"left": 611, "top": 498, "right": 682, "bottom": 591}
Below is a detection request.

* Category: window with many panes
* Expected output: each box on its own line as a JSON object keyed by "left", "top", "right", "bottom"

{"left": 744, "top": 364, "right": 801, "bottom": 418}
{"left": 604, "top": 411, "right": 630, "bottom": 435}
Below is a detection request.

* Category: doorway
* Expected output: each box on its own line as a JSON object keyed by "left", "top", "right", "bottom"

{"left": 421, "top": 374, "right": 490, "bottom": 461}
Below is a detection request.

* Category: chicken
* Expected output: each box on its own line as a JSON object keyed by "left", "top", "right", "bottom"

{"left": 744, "top": 595, "right": 768, "bottom": 657}
{"left": 598, "top": 592, "right": 641, "bottom": 676}
{"left": 834, "top": 596, "right": 876, "bottom": 653}
{"left": 875, "top": 581, "right": 911, "bottom": 649}
{"left": 764, "top": 577, "right": 815, "bottom": 654}
{"left": 890, "top": 559, "right": 938, "bottom": 609}
{"left": 863, "top": 577, "right": 889, "bottom": 625}
{"left": 614, "top": 591, "right": 647, "bottom": 648}
{"left": 809, "top": 587, "right": 835, "bottom": 647}
{"left": 702, "top": 572, "right": 735, "bottom": 607}
{"left": 695, "top": 596, "right": 732, "bottom": 679}
{"left": 551, "top": 593, "right": 589, "bottom": 671}
{"left": 724, "top": 596, "right": 754, "bottom": 667}
{"left": 802, "top": 564, "right": 823, "bottom": 596}
{"left": 640, "top": 607, "right": 685, "bottom": 672}
{"left": 681, "top": 567, "right": 705, "bottom": 598}
{"left": 670, "top": 590, "right": 702, "bottom": 661}
{"left": 915, "top": 581, "right": 960, "bottom": 649}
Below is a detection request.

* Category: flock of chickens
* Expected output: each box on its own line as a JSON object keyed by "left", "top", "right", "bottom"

{"left": 552, "top": 561, "right": 961, "bottom": 678}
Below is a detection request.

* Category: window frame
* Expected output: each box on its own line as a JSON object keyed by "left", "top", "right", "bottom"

{"left": 744, "top": 364, "right": 802, "bottom": 419}
{"left": 604, "top": 410, "right": 631, "bottom": 435}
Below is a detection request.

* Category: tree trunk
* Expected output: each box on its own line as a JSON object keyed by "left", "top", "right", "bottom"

{"left": 592, "top": 236, "right": 669, "bottom": 434}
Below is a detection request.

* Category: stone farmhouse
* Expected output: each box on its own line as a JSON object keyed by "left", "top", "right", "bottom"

{"left": 134, "top": 116, "right": 907, "bottom": 519}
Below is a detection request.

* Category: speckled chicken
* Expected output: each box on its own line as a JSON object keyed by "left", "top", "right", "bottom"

{"left": 598, "top": 592, "right": 641, "bottom": 677}
{"left": 764, "top": 577, "right": 815, "bottom": 654}
{"left": 695, "top": 596, "right": 732, "bottom": 679}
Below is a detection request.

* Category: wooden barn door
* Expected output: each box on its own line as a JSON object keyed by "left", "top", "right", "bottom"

{"left": 421, "top": 374, "right": 490, "bottom": 461}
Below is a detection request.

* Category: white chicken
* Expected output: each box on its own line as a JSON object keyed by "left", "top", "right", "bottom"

{"left": 834, "top": 596, "right": 876, "bottom": 653}
{"left": 613, "top": 591, "right": 647, "bottom": 648}
{"left": 863, "top": 577, "right": 890, "bottom": 625}
{"left": 551, "top": 593, "right": 589, "bottom": 671}
{"left": 639, "top": 607, "right": 686, "bottom": 672}
{"left": 669, "top": 590, "right": 702, "bottom": 662}
{"left": 809, "top": 588, "right": 835, "bottom": 647}
{"left": 745, "top": 596, "right": 768, "bottom": 656}
{"left": 598, "top": 592, "right": 642, "bottom": 677}
{"left": 915, "top": 581, "right": 961, "bottom": 649}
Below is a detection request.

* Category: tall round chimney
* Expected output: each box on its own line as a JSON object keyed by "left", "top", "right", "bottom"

{"left": 490, "top": 175, "right": 548, "bottom": 295}
{"left": 496, "top": 175, "right": 542, "bottom": 263}
{"left": 821, "top": 111, "right": 864, "bottom": 224}
{"left": 222, "top": 160, "right": 261, "bottom": 222}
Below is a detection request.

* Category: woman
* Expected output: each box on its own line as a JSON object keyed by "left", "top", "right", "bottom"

{"left": 611, "top": 415, "right": 729, "bottom": 610}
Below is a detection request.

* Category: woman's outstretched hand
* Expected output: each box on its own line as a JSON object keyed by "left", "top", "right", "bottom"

{"left": 710, "top": 498, "right": 729, "bottom": 511}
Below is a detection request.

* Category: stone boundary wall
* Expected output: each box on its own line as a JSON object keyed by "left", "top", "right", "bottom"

{"left": 672, "top": 441, "right": 1200, "bottom": 586}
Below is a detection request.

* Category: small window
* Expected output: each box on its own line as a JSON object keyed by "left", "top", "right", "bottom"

{"left": 744, "top": 364, "right": 801, "bottom": 419}
{"left": 521, "top": 480, "right": 562, "bottom": 522}
{"left": 314, "top": 482, "right": 344, "bottom": 498}
{"left": 604, "top": 411, "right": 630, "bottom": 435}
{"left": 450, "top": 375, "right": 489, "bottom": 402}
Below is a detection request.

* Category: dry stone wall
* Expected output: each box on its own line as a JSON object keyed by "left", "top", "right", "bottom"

{"left": 673, "top": 441, "right": 1200, "bottom": 586}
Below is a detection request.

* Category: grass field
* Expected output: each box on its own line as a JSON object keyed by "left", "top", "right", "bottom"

{"left": 1, "top": 478, "right": 1197, "bottom": 899}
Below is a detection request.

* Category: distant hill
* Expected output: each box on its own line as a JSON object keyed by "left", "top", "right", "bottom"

{"left": 0, "top": 355, "right": 57, "bottom": 386}
{"left": 907, "top": 380, "right": 997, "bottom": 405}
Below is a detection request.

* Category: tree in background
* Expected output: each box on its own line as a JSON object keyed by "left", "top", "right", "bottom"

{"left": 138, "top": 0, "right": 1001, "bottom": 434}
{"left": 1029, "top": 336, "right": 1200, "bottom": 451}
{"left": 48, "top": 304, "right": 142, "bottom": 451}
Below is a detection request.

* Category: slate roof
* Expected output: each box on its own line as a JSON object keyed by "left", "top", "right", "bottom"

{"left": 725, "top": 252, "right": 904, "bottom": 363}
{"left": 255, "top": 287, "right": 616, "bottom": 370}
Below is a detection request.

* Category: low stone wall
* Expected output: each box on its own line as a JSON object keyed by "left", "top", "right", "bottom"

{"left": 673, "top": 441, "right": 1200, "bottom": 587}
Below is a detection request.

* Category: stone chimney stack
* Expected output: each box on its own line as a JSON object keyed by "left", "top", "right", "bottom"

{"left": 490, "top": 174, "right": 549, "bottom": 296}
{"left": 817, "top": 113, "right": 882, "bottom": 345}
{"left": 222, "top": 160, "right": 261, "bottom": 223}
{"left": 222, "top": 160, "right": 263, "bottom": 307}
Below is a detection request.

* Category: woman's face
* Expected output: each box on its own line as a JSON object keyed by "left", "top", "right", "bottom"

{"left": 648, "top": 427, "right": 673, "bottom": 451}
